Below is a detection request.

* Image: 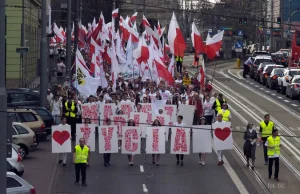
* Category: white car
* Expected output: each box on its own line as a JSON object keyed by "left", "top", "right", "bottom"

{"left": 7, "top": 144, "right": 25, "bottom": 177}
{"left": 277, "top": 68, "right": 300, "bottom": 94}
{"left": 285, "top": 75, "right": 300, "bottom": 99}
{"left": 7, "top": 172, "right": 36, "bottom": 194}
{"left": 12, "top": 122, "right": 38, "bottom": 159}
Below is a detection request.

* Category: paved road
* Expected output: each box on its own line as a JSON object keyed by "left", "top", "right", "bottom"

{"left": 187, "top": 60, "right": 300, "bottom": 194}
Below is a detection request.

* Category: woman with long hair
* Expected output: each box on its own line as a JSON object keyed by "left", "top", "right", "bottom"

{"left": 243, "top": 122, "right": 257, "bottom": 169}
{"left": 152, "top": 119, "right": 162, "bottom": 166}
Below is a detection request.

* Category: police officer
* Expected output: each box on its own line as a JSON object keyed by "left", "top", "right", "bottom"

{"left": 65, "top": 96, "right": 77, "bottom": 139}
{"left": 175, "top": 56, "right": 183, "bottom": 74}
{"left": 73, "top": 138, "right": 90, "bottom": 186}
{"left": 259, "top": 114, "right": 274, "bottom": 165}
{"left": 265, "top": 129, "right": 281, "bottom": 182}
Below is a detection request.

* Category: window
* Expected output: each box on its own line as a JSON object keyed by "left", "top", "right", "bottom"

{"left": 11, "top": 127, "right": 17, "bottom": 135}
{"left": 14, "top": 125, "right": 29, "bottom": 134}
{"left": 10, "top": 94, "right": 26, "bottom": 103}
{"left": 20, "top": 112, "right": 37, "bottom": 122}
{"left": 6, "top": 177, "right": 22, "bottom": 188}
{"left": 33, "top": 109, "right": 48, "bottom": 116}
{"left": 25, "top": 94, "right": 39, "bottom": 101}
{"left": 8, "top": 113, "right": 22, "bottom": 123}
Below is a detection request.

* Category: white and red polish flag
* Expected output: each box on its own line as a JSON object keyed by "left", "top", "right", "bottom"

{"left": 191, "top": 22, "right": 205, "bottom": 54}
{"left": 130, "top": 12, "right": 138, "bottom": 22}
{"left": 167, "top": 12, "right": 186, "bottom": 58}
{"left": 90, "top": 53, "right": 101, "bottom": 78}
{"left": 205, "top": 30, "right": 224, "bottom": 60}
{"left": 154, "top": 50, "right": 175, "bottom": 84}
{"left": 197, "top": 59, "right": 206, "bottom": 87}
{"left": 142, "top": 15, "right": 151, "bottom": 27}
{"left": 112, "top": 8, "right": 119, "bottom": 18}
{"left": 133, "top": 37, "right": 150, "bottom": 64}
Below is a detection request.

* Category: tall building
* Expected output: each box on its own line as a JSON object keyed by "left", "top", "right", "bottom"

{"left": 6, "top": 0, "right": 42, "bottom": 88}
{"left": 267, "top": 0, "right": 280, "bottom": 28}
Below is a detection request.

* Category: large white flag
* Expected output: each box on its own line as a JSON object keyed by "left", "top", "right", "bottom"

{"left": 74, "top": 50, "right": 101, "bottom": 97}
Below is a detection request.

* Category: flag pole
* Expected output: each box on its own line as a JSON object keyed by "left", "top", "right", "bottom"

{"left": 147, "top": 62, "right": 153, "bottom": 81}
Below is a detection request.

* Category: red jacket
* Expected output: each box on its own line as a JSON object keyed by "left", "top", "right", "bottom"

{"left": 188, "top": 98, "right": 203, "bottom": 117}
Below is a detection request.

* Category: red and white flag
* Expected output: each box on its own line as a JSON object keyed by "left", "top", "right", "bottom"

{"left": 191, "top": 22, "right": 205, "bottom": 54}
{"left": 133, "top": 37, "right": 150, "bottom": 64}
{"left": 112, "top": 8, "right": 119, "bottom": 18}
{"left": 205, "top": 30, "right": 224, "bottom": 60}
{"left": 167, "top": 12, "right": 186, "bottom": 57}
{"left": 142, "top": 15, "right": 151, "bottom": 27}
{"left": 154, "top": 50, "right": 174, "bottom": 84}
{"left": 130, "top": 12, "right": 138, "bottom": 22}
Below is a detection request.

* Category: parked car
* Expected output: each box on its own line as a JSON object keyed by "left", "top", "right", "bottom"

{"left": 7, "top": 144, "right": 24, "bottom": 177}
{"left": 12, "top": 122, "right": 38, "bottom": 159}
{"left": 7, "top": 88, "right": 40, "bottom": 107}
{"left": 266, "top": 68, "right": 285, "bottom": 89}
{"left": 277, "top": 68, "right": 300, "bottom": 94}
{"left": 285, "top": 75, "right": 300, "bottom": 99}
{"left": 8, "top": 108, "right": 47, "bottom": 142}
{"left": 252, "top": 51, "right": 271, "bottom": 57}
{"left": 250, "top": 56, "right": 273, "bottom": 79}
{"left": 7, "top": 172, "right": 36, "bottom": 194}
{"left": 17, "top": 107, "right": 54, "bottom": 136}
{"left": 259, "top": 64, "right": 284, "bottom": 85}
{"left": 254, "top": 61, "right": 274, "bottom": 82}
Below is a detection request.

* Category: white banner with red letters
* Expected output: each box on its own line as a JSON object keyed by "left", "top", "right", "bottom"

{"left": 212, "top": 122, "right": 233, "bottom": 150}
{"left": 177, "top": 104, "right": 195, "bottom": 127}
{"left": 118, "top": 102, "right": 135, "bottom": 118}
{"left": 192, "top": 125, "right": 212, "bottom": 153}
{"left": 146, "top": 127, "right": 166, "bottom": 154}
{"left": 99, "top": 103, "right": 117, "bottom": 125}
{"left": 76, "top": 124, "right": 96, "bottom": 152}
{"left": 140, "top": 103, "right": 153, "bottom": 124}
{"left": 170, "top": 127, "right": 190, "bottom": 155}
{"left": 98, "top": 125, "right": 119, "bottom": 153}
{"left": 51, "top": 125, "right": 71, "bottom": 153}
{"left": 111, "top": 115, "right": 128, "bottom": 140}
{"left": 130, "top": 112, "right": 148, "bottom": 138}
{"left": 121, "top": 126, "right": 141, "bottom": 154}
{"left": 163, "top": 105, "right": 177, "bottom": 125}
{"left": 81, "top": 103, "right": 99, "bottom": 124}
{"left": 152, "top": 114, "right": 170, "bottom": 141}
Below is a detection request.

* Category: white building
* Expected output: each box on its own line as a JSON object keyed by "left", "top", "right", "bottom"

{"left": 267, "top": 0, "right": 280, "bottom": 28}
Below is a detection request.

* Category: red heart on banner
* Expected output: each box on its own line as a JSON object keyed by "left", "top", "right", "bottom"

{"left": 53, "top": 131, "right": 70, "bottom": 145}
{"left": 214, "top": 127, "right": 231, "bottom": 141}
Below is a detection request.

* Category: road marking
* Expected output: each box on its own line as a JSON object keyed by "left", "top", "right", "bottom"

{"left": 271, "top": 93, "right": 276, "bottom": 95}
{"left": 142, "top": 184, "right": 148, "bottom": 193}
{"left": 212, "top": 147, "right": 249, "bottom": 194}
{"left": 265, "top": 91, "right": 270, "bottom": 93}
{"left": 245, "top": 80, "right": 249, "bottom": 82}
{"left": 291, "top": 104, "right": 298, "bottom": 107}
{"left": 254, "top": 85, "right": 259, "bottom": 87}
{"left": 259, "top": 88, "right": 264, "bottom": 90}
{"left": 140, "top": 165, "right": 144, "bottom": 172}
{"left": 278, "top": 96, "right": 283, "bottom": 99}
{"left": 250, "top": 83, "right": 254, "bottom": 85}
{"left": 284, "top": 100, "right": 290, "bottom": 102}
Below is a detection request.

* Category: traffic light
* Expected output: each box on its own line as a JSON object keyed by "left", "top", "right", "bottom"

{"left": 277, "top": 17, "right": 281, "bottom": 24}
{"left": 243, "top": 18, "right": 247, "bottom": 25}
{"left": 238, "top": 18, "right": 243, "bottom": 24}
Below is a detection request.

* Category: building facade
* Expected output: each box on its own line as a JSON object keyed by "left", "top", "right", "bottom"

{"left": 6, "top": 0, "right": 41, "bottom": 88}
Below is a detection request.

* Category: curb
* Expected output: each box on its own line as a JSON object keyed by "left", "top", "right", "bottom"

{"left": 47, "top": 153, "right": 59, "bottom": 194}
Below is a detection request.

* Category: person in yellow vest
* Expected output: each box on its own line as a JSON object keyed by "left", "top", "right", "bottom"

{"left": 218, "top": 103, "right": 231, "bottom": 122}
{"left": 212, "top": 93, "right": 226, "bottom": 116}
{"left": 259, "top": 114, "right": 274, "bottom": 165}
{"left": 65, "top": 96, "right": 77, "bottom": 140}
{"left": 175, "top": 56, "right": 183, "bottom": 74}
{"left": 182, "top": 72, "right": 191, "bottom": 86}
{"left": 265, "top": 129, "right": 281, "bottom": 182}
{"left": 73, "top": 138, "right": 90, "bottom": 186}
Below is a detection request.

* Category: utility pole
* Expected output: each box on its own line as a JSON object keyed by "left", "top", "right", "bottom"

{"left": 143, "top": 0, "right": 146, "bottom": 15}
{"left": 113, "top": 0, "right": 116, "bottom": 10}
{"left": 40, "top": 0, "right": 47, "bottom": 108}
{"left": 288, "top": 0, "right": 291, "bottom": 46}
{"left": 259, "top": 3, "right": 263, "bottom": 51}
{"left": 280, "top": 0, "right": 284, "bottom": 48}
{"left": 0, "top": 0, "right": 7, "bottom": 193}
{"left": 66, "top": 0, "right": 72, "bottom": 79}
{"left": 270, "top": 0, "right": 274, "bottom": 52}
{"left": 134, "top": 0, "right": 137, "bottom": 13}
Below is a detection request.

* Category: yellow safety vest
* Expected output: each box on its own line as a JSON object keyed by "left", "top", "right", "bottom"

{"left": 267, "top": 136, "right": 280, "bottom": 156}
{"left": 218, "top": 109, "right": 230, "bottom": 122}
{"left": 176, "top": 56, "right": 183, "bottom": 62}
{"left": 75, "top": 145, "right": 89, "bottom": 163}
{"left": 215, "top": 99, "right": 226, "bottom": 112}
{"left": 65, "top": 102, "right": 76, "bottom": 117}
{"left": 260, "top": 121, "right": 274, "bottom": 137}
{"left": 182, "top": 77, "right": 191, "bottom": 86}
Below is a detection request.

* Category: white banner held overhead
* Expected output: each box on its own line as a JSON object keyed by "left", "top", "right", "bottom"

{"left": 76, "top": 124, "right": 96, "bottom": 152}
{"left": 170, "top": 127, "right": 190, "bottom": 155}
{"left": 146, "top": 127, "right": 166, "bottom": 154}
{"left": 99, "top": 103, "right": 117, "bottom": 125}
{"left": 130, "top": 112, "right": 148, "bottom": 138}
{"left": 81, "top": 103, "right": 99, "bottom": 124}
{"left": 111, "top": 115, "right": 128, "bottom": 140}
{"left": 163, "top": 105, "right": 177, "bottom": 125}
{"left": 119, "top": 102, "right": 135, "bottom": 118}
{"left": 192, "top": 125, "right": 212, "bottom": 153}
{"left": 51, "top": 125, "right": 72, "bottom": 153}
{"left": 177, "top": 104, "right": 195, "bottom": 127}
{"left": 99, "top": 125, "right": 119, "bottom": 153}
{"left": 121, "top": 126, "right": 141, "bottom": 154}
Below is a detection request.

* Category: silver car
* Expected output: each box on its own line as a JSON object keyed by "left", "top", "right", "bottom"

{"left": 7, "top": 144, "right": 25, "bottom": 177}
{"left": 286, "top": 75, "right": 300, "bottom": 99}
{"left": 7, "top": 172, "right": 36, "bottom": 194}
